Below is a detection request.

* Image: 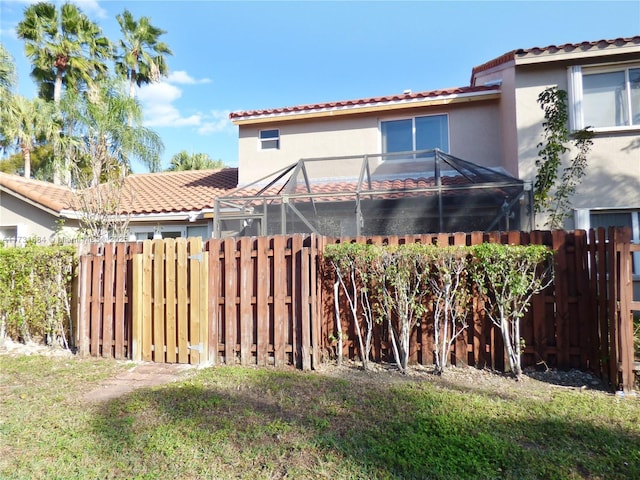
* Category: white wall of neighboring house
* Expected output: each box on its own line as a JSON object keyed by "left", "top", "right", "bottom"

{"left": 0, "top": 192, "right": 61, "bottom": 242}
{"left": 237, "top": 99, "right": 505, "bottom": 186}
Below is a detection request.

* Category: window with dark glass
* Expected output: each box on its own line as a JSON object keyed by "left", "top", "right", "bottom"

{"left": 381, "top": 114, "right": 449, "bottom": 155}
{"left": 259, "top": 129, "right": 280, "bottom": 150}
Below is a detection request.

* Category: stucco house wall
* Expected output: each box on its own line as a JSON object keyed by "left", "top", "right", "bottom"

{"left": 236, "top": 97, "right": 504, "bottom": 186}
{"left": 0, "top": 192, "right": 63, "bottom": 242}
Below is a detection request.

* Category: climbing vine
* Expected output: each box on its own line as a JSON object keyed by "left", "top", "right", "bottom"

{"left": 534, "top": 87, "right": 594, "bottom": 229}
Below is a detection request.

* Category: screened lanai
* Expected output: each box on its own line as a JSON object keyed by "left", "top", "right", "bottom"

{"left": 213, "top": 149, "right": 533, "bottom": 238}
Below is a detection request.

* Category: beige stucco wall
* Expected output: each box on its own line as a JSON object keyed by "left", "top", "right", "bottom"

{"left": 0, "top": 192, "right": 62, "bottom": 241}
{"left": 237, "top": 100, "right": 504, "bottom": 185}
{"left": 512, "top": 64, "right": 640, "bottom": 227}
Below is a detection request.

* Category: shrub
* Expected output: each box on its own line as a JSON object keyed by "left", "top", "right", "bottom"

{"left": 0, "top": 244, "right": 77, "bottom": 347}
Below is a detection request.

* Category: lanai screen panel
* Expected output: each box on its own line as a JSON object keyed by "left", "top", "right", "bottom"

{"left": 214, "top": 150, "right": 530, "bottom": 238}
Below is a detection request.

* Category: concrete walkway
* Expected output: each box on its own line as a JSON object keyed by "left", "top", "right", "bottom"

{"left": 83, "top": 362, "right": 194, "bottom": 402}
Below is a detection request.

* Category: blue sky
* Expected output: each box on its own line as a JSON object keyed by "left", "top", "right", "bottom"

{"left": 1, "top": 0, "right": 639, "bottom": 172}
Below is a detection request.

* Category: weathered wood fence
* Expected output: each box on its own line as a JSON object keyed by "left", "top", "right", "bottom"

{"left": 76, "top": 235, "right": 321, "bottom": 369}
{"left": 74, "top": 228, "right": 638, "bottom": 391}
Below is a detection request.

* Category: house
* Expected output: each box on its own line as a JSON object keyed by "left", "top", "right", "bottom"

{"left": 0, "top": 169, "right": 238, "bottom": 244}
{"left": 230, "top": 36, "right": 640, "bottom": 288}
{"left": 229, "top": 36, "right": 640, "bottom": 237}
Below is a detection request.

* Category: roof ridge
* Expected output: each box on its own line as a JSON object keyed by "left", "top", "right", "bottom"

{"left": 471, "top": 35, "right": 640, "bottom": 83}
{"left": 230, "top": 85, "right": 499, "bottom": 120}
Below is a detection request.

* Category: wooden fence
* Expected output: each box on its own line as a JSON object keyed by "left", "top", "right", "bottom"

{"left": 76, "top": 234, "right": 321, "bottom": 369}
{"left": 74, "top": 229, "right": 638, "bottom": 391}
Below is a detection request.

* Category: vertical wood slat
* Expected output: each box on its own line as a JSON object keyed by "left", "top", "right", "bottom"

{"left": 188, "top": 237, "right": 202, "bottom": 365}
{"left": 291, "top": 235, "right": 303, "bottom": 367}
{"left": 207, "top": 239, "right": 221, "bottom": 365}
{"left": 199, "top": 249, "right": 209, "bottom": 365}
{"left": 114, "top": 243, "right": 126, "bottom": 359}
{"left": 552, "top": 231, "right": 569, "bottom": 368}
{"left": 574, "top": 231, "right": 590, "bottom": 368}
{"left": 310, "top": 236, "right": 321, "bottom": 370}
{"left": 615, "top": 228, "right": 634, "bottom": 392}
{"left": 224, "top": 239, "right": 237, "bottom": 364}
{"left": 176, "top": 238, "right": 189, "bottom": 364}
{"left": 607, "top": 228, "right": 619, "bottom": 386}
{"left": 273, "top": 236, "right": 286, "bottom": 367}
{"left": 165, "top": 239, "right": 177, "bottom": 363}
{"left": 256, "top": 236, "right": 269, "bottom": 366}
{"left": 141, "top": 240, "right": 153, "bottom": 361}
{"left": 301, "top": 245, "right": 311, "bottom": 370}
{"left": 153, "top": 239, "right": 166, "bottom": 362}
{"left": 90, "top": 244, "right": 101, "bottom": 356}
{"left": 131, "top": 252, "right": 143, "bottom": 362}
{"left": 101, "top": 244, "right": 114, "bottom": 358}
{"left": 240, "top": 238, "right": 253, "bottom": 365}
{"left": 596, "top": 228, "right": 609, "bottom": 383}
{"left": 77, "top": 254, "right": 91, "bottom": 356}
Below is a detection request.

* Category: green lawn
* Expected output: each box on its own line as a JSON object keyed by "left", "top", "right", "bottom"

{"left": 1, "top": 355, "right": 639, "bottom": 479}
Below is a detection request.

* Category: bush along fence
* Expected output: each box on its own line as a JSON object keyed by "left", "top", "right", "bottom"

{"left": 72, "top": 228, "right": 638, "bottom": 392}
{"left": 0, "top": 243, "right": 76, "bottom": 347}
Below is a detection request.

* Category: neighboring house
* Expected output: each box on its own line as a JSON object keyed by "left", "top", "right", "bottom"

{"left": 228, "top": 35, "right": 639, "bottom": 293}
{"left": 229, "top": 35, "right": 639, "bottom": 234}
{"left": 0, "top": 169, "right": 238, "bottom": 244}
{"left": 470, "top": 36, "right": 640, "bottom": 234}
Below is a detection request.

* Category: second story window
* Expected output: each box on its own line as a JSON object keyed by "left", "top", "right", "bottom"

{"left": 259, "top": 129, "right": 280, "bottom": 150}
{"left": 381, "top": 114, "right": 449, "bottom": 155}
{"left": 569, "top": 65, "right": 640, "bottom": 130}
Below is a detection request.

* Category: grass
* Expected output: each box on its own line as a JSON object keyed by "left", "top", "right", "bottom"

{"left": 1, "top": 356, "right": 639, "bottom": 479}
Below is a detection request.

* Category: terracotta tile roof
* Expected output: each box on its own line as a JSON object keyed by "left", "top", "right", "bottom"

{"left": 471, "top": 36, "right": 640, "bottom": 82}
{"left": 0, "top": 168, "right": 238, "bottom": 216}
{"left": 0, "top": 172, "right": 74, "bottom": 213}
{"left": 229, "top": 85, "right": 500, "bottom": 121}
{"left": 119, "top": 168, "right": 238, "bottom": 214}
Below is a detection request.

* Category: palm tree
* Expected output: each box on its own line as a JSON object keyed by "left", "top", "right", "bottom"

{"left": 0, "top": 95, "right": 58, "bottom": 179}
{"left": 168, "top": 151, "right": 226, "bottom": 171}
{"left": 115, "top": 9, "right": 172, "bottom": 99}
{"left": 62, "top": 80, "right": 163, "bottom": 185}
{"left": 16, "top": 2, "right": 112, "bottom": 104}
{"left": 0, "top": 43, "right": 16, "bottom": 101}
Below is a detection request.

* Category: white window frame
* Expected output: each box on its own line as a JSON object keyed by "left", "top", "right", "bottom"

{"left": 259, "top": 129, "right": 280, "bottom": 150}
{"left": 380, "top": 113, "right": 450, "bottom": 156}
{"left": 128, "top": 225, "right": 187, "bottom": 241}
{"left": 575, "top": 208, "right": 640, "bottom": 277}
{"left": 568, "top": 63, "right": 640, "bottom": 132}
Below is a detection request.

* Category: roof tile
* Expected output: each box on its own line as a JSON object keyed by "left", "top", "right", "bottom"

{"left": 0, "top": 168, "right": 239, "bottom": 216}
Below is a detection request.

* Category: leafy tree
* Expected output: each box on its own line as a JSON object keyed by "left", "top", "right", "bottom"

{"left": 428, "top": 246, "right": 471, "bottom": 375}
{"left": 0, "top": 95, "right": 58, "bottom": 178}
{"left": 16, "top": 2, "right": 112, "bottom": 104}
{"left": 534, "top": 87, "right": 594, "bottom": 229}
{"left": 167, "top": 151, "right": 226, "bottom": 171}
{"left": 471, "top": 243, "right": 553, "bottom": 379}
{"left": 379, "top": 244, "right": 431, "bottom": 373}
{"left": 324, "top": 243, "right": 381, "bottom": 370}
{"left": 115, "top": 9, "right": 172, "bottom": 99}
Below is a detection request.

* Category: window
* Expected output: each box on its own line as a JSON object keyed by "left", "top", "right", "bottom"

{"left": 259, "top": 129, "right": 280, "bottom": 150}
{"left": 569, "top": 65, "right": 640, "bottom": 130}
{"left": 381, "top": 114, "right": 449, "bottom": 155}
{"left": 576, "top": 208, "right": 640, "bottom": 275}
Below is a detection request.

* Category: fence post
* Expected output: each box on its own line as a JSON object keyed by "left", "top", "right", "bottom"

{"left": 131, "top": 253, "right": 143, "bottom": 362}
{"left": 615, "top": 227, "right": 634, "bottom": 392}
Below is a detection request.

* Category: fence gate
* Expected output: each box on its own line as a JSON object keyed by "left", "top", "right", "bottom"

{"left": 131, "top": 237, "right": 209, "bottom": 365}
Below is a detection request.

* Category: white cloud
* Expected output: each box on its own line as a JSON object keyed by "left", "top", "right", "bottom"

{"left": 198, "top": 110, "right": 233, "bottom": 135}
{"left": 137, "top": 75, "right": 228, "bottom": 133}
{"left": 138, "top": 82, "right": 201, "bottom": 127}
{"left": 168, "top": 71, "right": 211, "bottom": 85}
